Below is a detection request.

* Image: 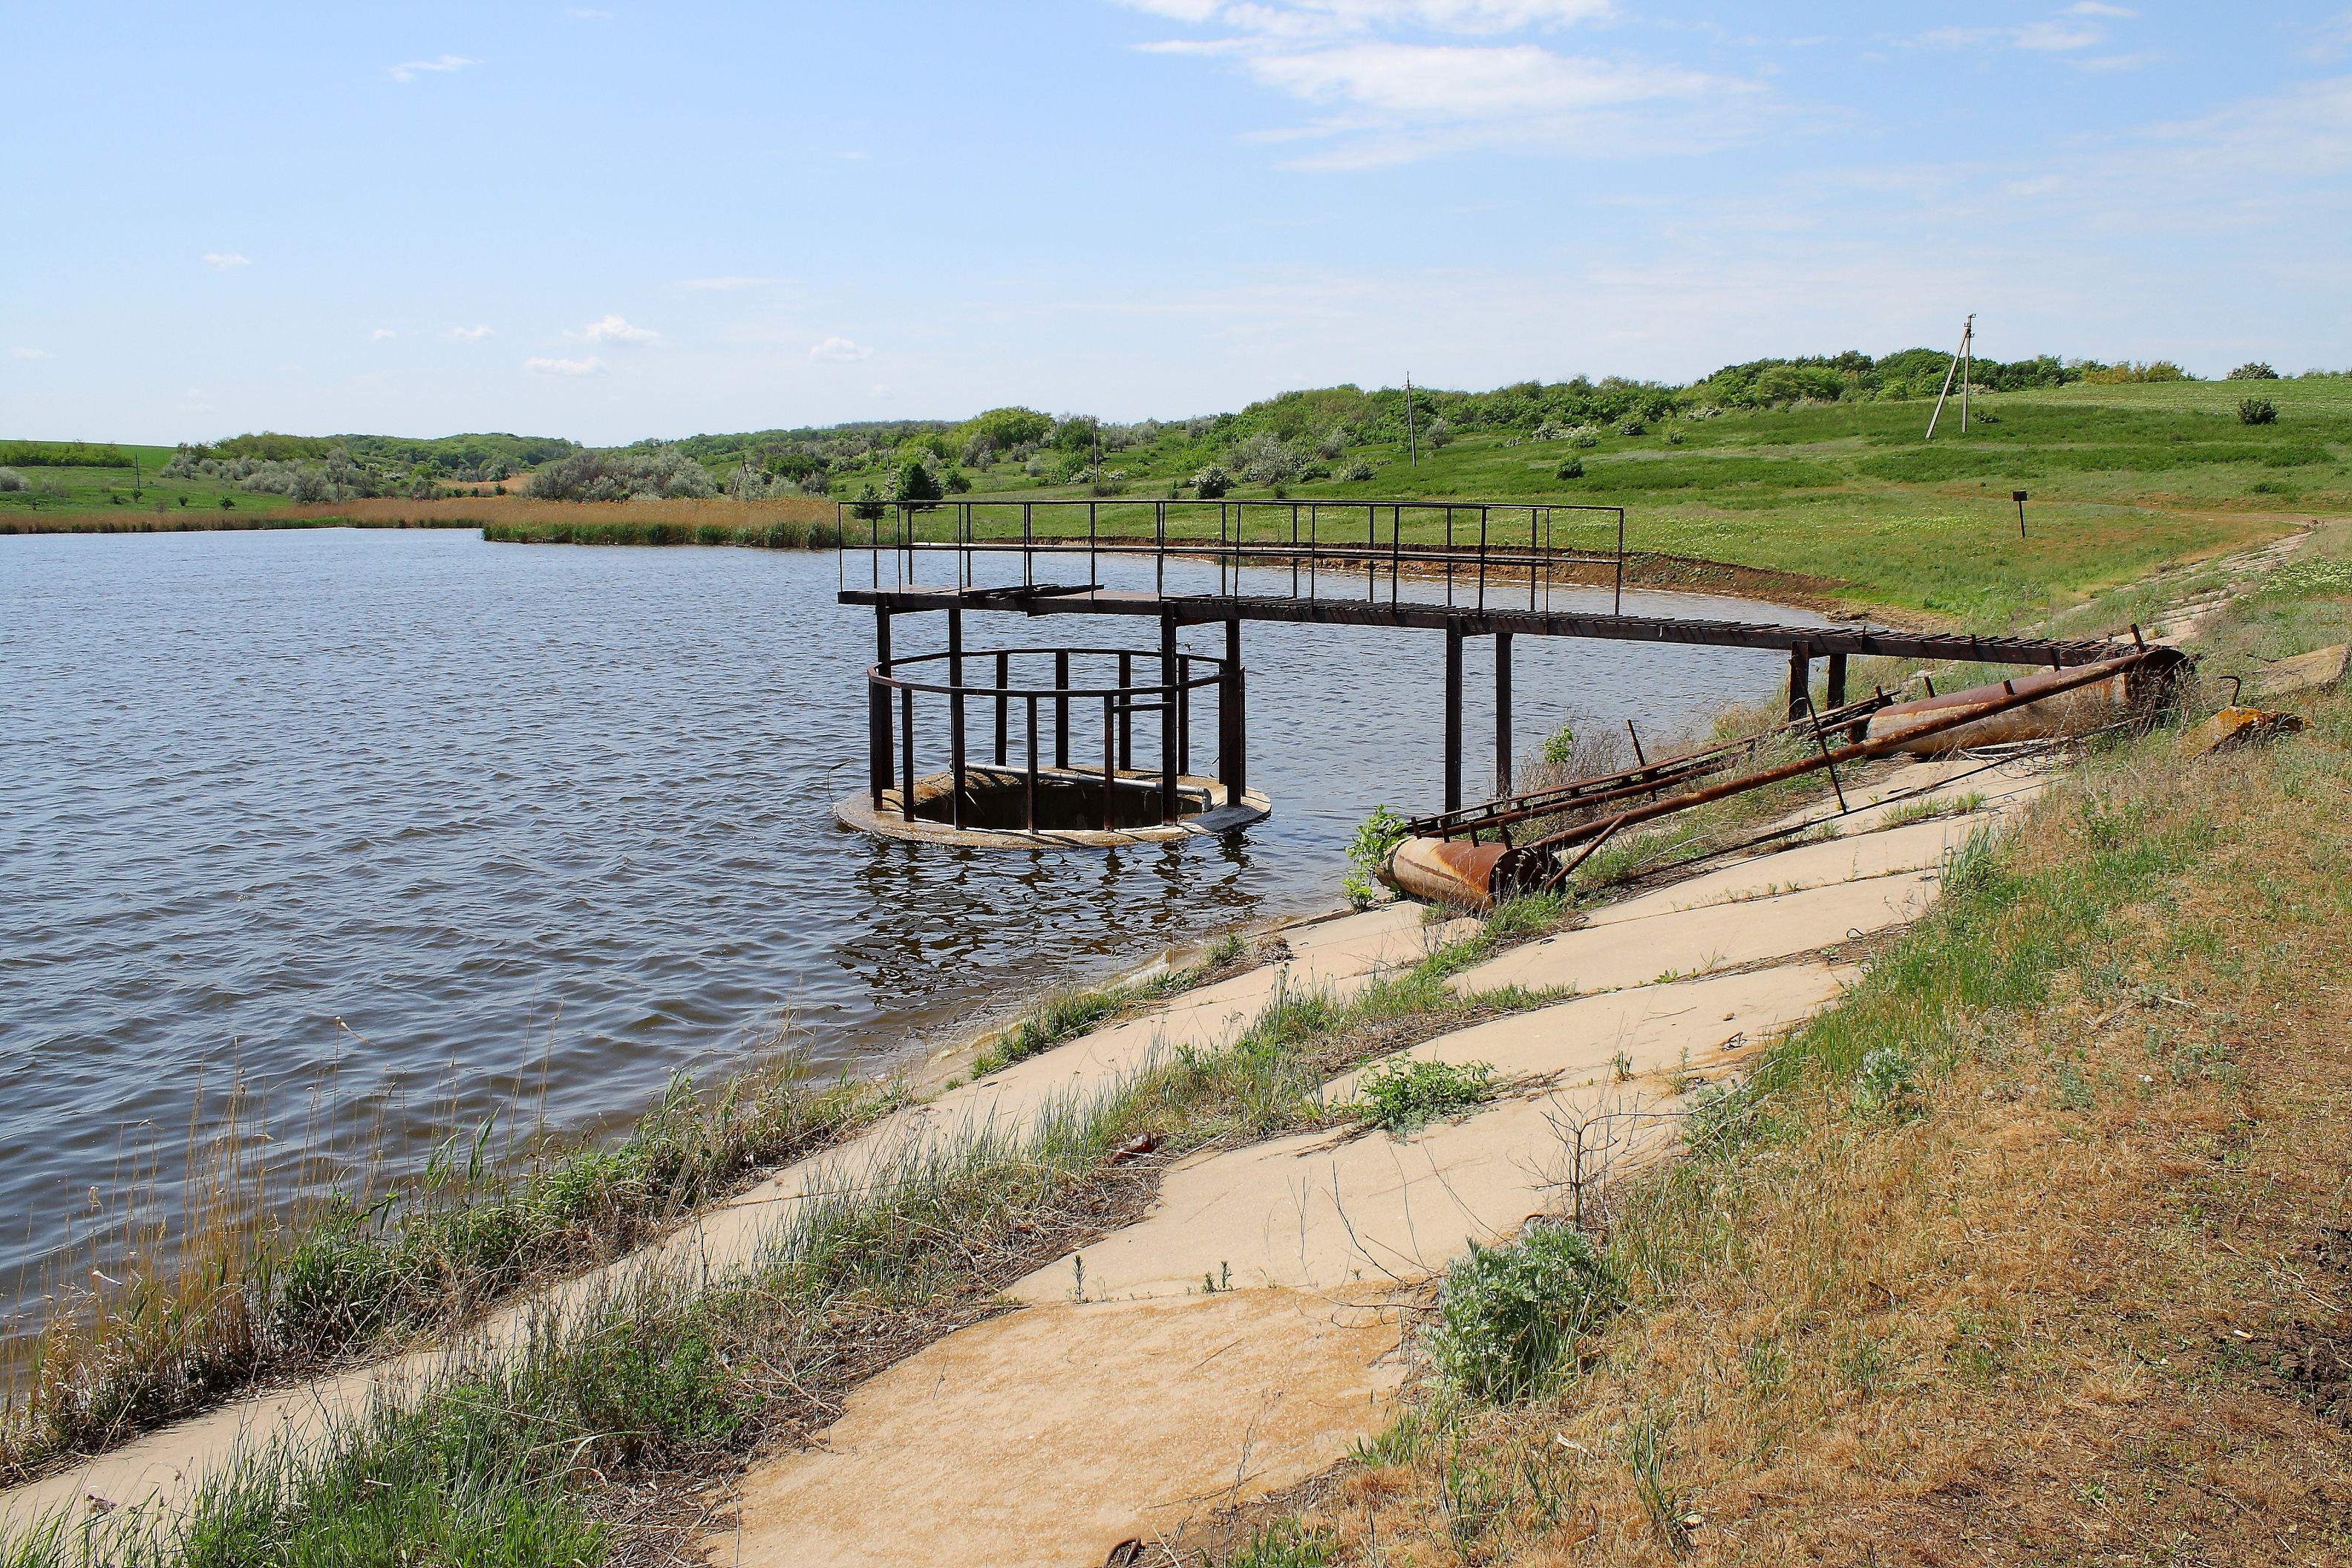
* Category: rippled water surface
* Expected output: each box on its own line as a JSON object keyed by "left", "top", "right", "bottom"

{"left": 0, "top": 528, "right": 1824, "bottom": 1321}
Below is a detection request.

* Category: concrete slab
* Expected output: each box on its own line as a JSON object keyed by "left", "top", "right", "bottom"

{"left": 714, "top": 1290, "right": 1403, "bottom": 1568}
{"left": 1449, "top": 870, "right": 1939, "bottom": 999}
{"left": 1586, "top": 814, "right": 1989, "bottom": 926}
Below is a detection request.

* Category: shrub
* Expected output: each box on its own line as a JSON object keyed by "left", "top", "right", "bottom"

{"left": 0, "top": 468, "right": 23, "bottom": 492}
{"left": 1342, "top": 459, "right": 1373, "bottom": 481}
{"left": 2227, "top": 361, "right": 2280, "bottom": 380}
{"left": 1666, "top": 428, "right": 1685, "bottom": 445}
{"left": 1315, "top": 426, "right": 1348, "bottom": 460}
{"left": 1192, "top": 464, "right": 1231, "bottom": 499}
{"left": 1541, "top": 724, "right": 1576, "bottom": 765}
{"left": 1425, "top": 417, "right": 1453, "bottom": 448}
{"left": 1357, "top": 1056, "right": 1493, "bottom": 1134}
{"left": 1555, "top": 457, "right": 1584, "bottom": 480}
{"left": 1530, "top": 419, "right": 1570, "bottom": 441}
{"left": 1615, "top": 417, "right": 1646, "bottom": 437}
{"left": 850, "top": 484, "right": 886, "bottom": 522}
{"left": 2238, "top": 396, "right": 2278, "bottom": 425}
{"left": 1342, "top": 804, "right": 1408, "bottom": 906}
{"left": 1427, "top": 1224, "right": 1620, "bottom": 1400}
{"left": 1568, "top": 425, "right": 1600, "bottom": 448}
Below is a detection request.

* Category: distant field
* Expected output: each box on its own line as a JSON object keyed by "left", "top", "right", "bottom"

{"left": 8, "top": 379, "right": 2342, "bottom": 629}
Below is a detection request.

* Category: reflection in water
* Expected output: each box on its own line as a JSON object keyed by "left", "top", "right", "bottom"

{"left": 0, "top": 529, "right": 1824, "bottom": 1329}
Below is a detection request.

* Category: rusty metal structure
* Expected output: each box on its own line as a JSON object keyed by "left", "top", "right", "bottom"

{"left": 837, "top": 497, "right": 2167, "bottom": 844}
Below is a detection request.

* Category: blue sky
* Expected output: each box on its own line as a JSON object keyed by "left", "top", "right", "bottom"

{"left": 5, "top": 2, "right": 2349, "bottom": 445}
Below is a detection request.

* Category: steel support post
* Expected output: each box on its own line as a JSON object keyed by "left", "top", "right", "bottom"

{"left": 1054, "top": 650, "right": 1070, "bottom": 770}
{"left": 1159, "top": 612, "right": 1178, "bottom": 824}
{"left": 899, "top": 685, "right": 915, "bottom": 823}
{"left": 1493, "top": 630, "right": 1513, "bottom": 798}
{"left": 947, "top": 607, "right": 966, "bottom": 831}
{"left": 994, "top": 651, "right": 1009, "bottom": 767}
{"left": 1102, "top": 696, "right": 1116, "bottom": 831}
{"left": 1118, "top": 653, "right": 1132, "bottom": 771}
{"left": 1826, "top": 652, "right": 1848, "bottom": 712}
{"left": 1232, "top": 620, "right": 1251, "bottom": 803}
{"left": 869, "top": 607, "right": 892, "bottom": 809}
{"left": 1445, "top": 621, "right": 1465, "bottom": 815}
{"left": 1025, "top": 697, "right": 1039, "bottom": 832}
{"left": 1787, "top": 644, "right": 1812, "bottom": 723}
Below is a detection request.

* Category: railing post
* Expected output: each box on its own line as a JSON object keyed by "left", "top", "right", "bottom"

{"left": 1160, "top": 612, "right": 1178, "bottom": 823}
{"left": 1054, "top": 650, "right": 1070, "bottom": 769}
{"left": 869, "top": 607, "right": 892, "bottom": 810}
{"left": 1788, "top": 643, "right": 1812, "bottom": 723}
{"left": 1494, "top": 629, "right": 1512, "bottom": 797}
{"left": 948, "top": 607, "right": 966, "bottom": 831}
{"left": 995, "top": 650, "right": 1009, "bottom": 767}
{"left": 1102, "top": 694, "right": 1116, "bottom": 832}
{"left": 1826, "top": 651, "right": 1848, "bottom": 712}
{"left": 1118, "top": 652, "right": 1133, "bottom": 771}
{"left": 899, "top": 685, "right": 915, "bottom": 823}
{"left": 1445, "top": 621, "right": 1465, "bottom": 814}
{"left": 1220, "top": 615, "right": 1246, "bottom": 802}
{"left": 1025, "top": 696, "right": 1039, "bottom": 832}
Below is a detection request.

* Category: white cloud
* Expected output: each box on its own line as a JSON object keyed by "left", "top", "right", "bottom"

{"left": 12, "top": 347, "right": 52, "bottom": 359}
{"left": 447, "top": 324, "right": 494, "bottom": 340}
{"left": 524, "top": 355, "right": 604, "bottom": 376}
{"left": 1122, "top": 0, "right": 1756, "bottom": 166}
{"left": 578, "top": 313, "right": 663, "bottom": 344}
{"left": 677, "top": 275, "right": 780, "bottom": 290}
{"left": 202, "top": 252, "right": 251, "bottom": 270}
{"left": 371, "top": 327, "right": 398, "bottom": 341}
{"left": 809, "top": 336, "right": 875, "bottom": 362}
{"left": 388, "top": 54, "right": 478, "bottom": 83}
{"left": 870, "top": 384, "right": 895, "bottom": 399}
{"left": 2068, "top": 1, "right": 2135, "bottom": 16}
{"left": 1916, "top": 5, "right": 2132, "bottom": 59}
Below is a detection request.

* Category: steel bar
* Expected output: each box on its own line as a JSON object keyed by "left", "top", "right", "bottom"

{"left": 995, "top": 650, "right": 1009, "bottom": 766}
{"left": 1444, "top": 621, "right": 1465, "bottom": 815}
{"left": 1160, "top": 614, "right": 1178, "bottom": 824}
{"left": 1026, "top": 696, "right": 1039, "bottom": 832}
{"left": 948, "top": 607, "right": 966, "bottom": 831}
{"left": 1054, "top": 650, "right": 1070, "bottom": 769}
{"left": 1118, "top": 652, "right": 1133, "bottom": 770}
{"left": 898, "top": 685, "right": 915, "bottom": 823}
{"left": 1223, "top": 616, "right": 1245, "bottom": 800}
{"left": 1826, "top": 652, "right": 1848, "bottom": 711}
{"left": 1786, "top": 644, "right": 1811, "bottom": 722}
{"left": 1493, "top": 630, "right": 1512, "bottom": 797}
{"left": 1102, "top": 695, "right": 1115, "bottom": 832}
{"left": 869, "top": 607, "right": 892, "bottom": 810}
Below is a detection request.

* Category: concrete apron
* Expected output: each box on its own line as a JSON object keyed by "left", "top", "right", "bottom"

{"left": 0, "top": 904, "right": 1478, "bottom": 1535}
{"left": 710, "top": 808, "right": 2000, "bottom": 1565}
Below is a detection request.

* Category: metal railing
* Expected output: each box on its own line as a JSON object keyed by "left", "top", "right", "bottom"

{"left": 867, "top": 644, "right": 1241, "bottom": 834}
{"left": 837, "top": 496, "right": 1634, "bottom": 615}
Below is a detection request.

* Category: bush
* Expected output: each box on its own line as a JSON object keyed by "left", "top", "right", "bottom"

{"left": 1555, "top": 456, "right": 1584, "bottom": 480}
{"left": 1616, "top": 417, "right": 1646, "bottom": 437}
{"left": 1342, "top": 459, "right": 1373, "bottom": 481}
{"left": 1191, "top": 464, "right": 1230, "bottom": 499}
{"left": 2238, "top": 396, "right": 2279, "bottom": 425}
{"left": 1425, "top": 417, "right": 1452, "bottom": 448}
{"left": 1427, "top": 1224, "right": 1620, "bottom": 1400}
{"left": 1541, "top": 724, "right": 1576, "bottom": 765}
{"left": 1357, "top": 1056, "right": 1493, "bottom": 1134}
{"left": 1315, "top": 426, "right": 1348, "bottom": 460}
{"left": 1665, "top": 428, "right": 1685, "bottom": 445}
{"left": 2227, "top": 361, "right": 2280, "bottom": 380}
{"left": 0, "top": 468, "right": 23, "bottom": 492}
{"left": 1342, "top": 804, "right": 1408, "bottom": 906}
{"left": 1568, "top": 425, "right": 1600, "bottom": 448}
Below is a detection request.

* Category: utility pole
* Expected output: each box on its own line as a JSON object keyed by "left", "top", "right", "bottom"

{"left": 1405, "top": 373, "right": 1418, "bottom": 468}
{"left": 1925, "top": 314, "right": 1975, "bottom": 441}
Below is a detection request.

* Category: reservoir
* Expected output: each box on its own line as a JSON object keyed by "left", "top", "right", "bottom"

{"left": 0, "top": 527, "right": 1825, "bottom": 1333}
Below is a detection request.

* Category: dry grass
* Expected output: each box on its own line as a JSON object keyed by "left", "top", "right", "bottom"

{"left": 1193, "top": 669, "right": 2352, "bottom": 1564}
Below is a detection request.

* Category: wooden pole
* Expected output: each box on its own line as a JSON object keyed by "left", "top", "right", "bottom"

{"left": 1924, "top": 313, "right": 1973, "bottom": 441}
{"left": 1787, "top": 644, "right": 1812, "bottom": 723}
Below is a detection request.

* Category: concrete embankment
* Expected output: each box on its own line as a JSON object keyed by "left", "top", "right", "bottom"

{"left": 0, "top": 751, "right": 2048, "bottom": 1558}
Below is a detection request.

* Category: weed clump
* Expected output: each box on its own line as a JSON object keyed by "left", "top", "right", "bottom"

{"left": 1342, "top": 805, "right": 1409, "bottom": 907}
{"left": 2238, "top": 396, "right": 2279, "bottom": 425}
{"left": 1356, "top": 1056, "right": 1494, "bottom": 1134}
{"left": 1427, "top": 1224, "right": 1620, "bottom": 1401}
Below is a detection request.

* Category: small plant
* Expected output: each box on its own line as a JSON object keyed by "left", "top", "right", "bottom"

{"left": 1426, "top": 1223, "right": 1620, "bottom": 1400}
{"left": 1227, "top": 1516, "right": 1339, "bottom": 1567}
{"left": 1626, "top": 1408, "right": 1694, "bottom": 1551}
{"left": 1540, "top": 723, "right": 1576, "bottom": 765}
{"left": 1615, "top": 416, "right": 1647, "bottom": 437}
{"left": 219, "top": 496, "right": 234, "bottom": 509}
{"left": 1852, "top": 1046, "right": 1921, "bottom": 1118}
{"left": 1192, "top": 464, "right": 1231, "bottom": 499}
{"left": 1342, "top": 458, "right": 1373, "bottom": 481}
{"left": 1356, "top": 1056, "right": 1493, "bottom": 1134}
{"left": 1342, "top": 803, "right": 1408, "bottom": 906}
{"left": 1556, "top": 456, "right": 1584, "bottom": 480}
{"left": 1568, "top": 424, "right": 1600, "bottom": 448}
{"left": 1665, "top": 428, "right": 1685, "bottom": 445}
{"left": 2238, "top": 396, "right": 2278, "bottom": 425}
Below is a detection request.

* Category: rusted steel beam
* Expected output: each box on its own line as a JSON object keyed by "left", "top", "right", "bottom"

{"left": 1444, "top": 622, "right": 1465, "bottom": 815}
{"left": 840, "top": 586, "right": 2122, "bottom": 668}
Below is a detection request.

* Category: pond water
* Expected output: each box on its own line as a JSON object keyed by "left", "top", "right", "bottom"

{"left": 0, "top": 528, "right": 1824, "bottom": 1330}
